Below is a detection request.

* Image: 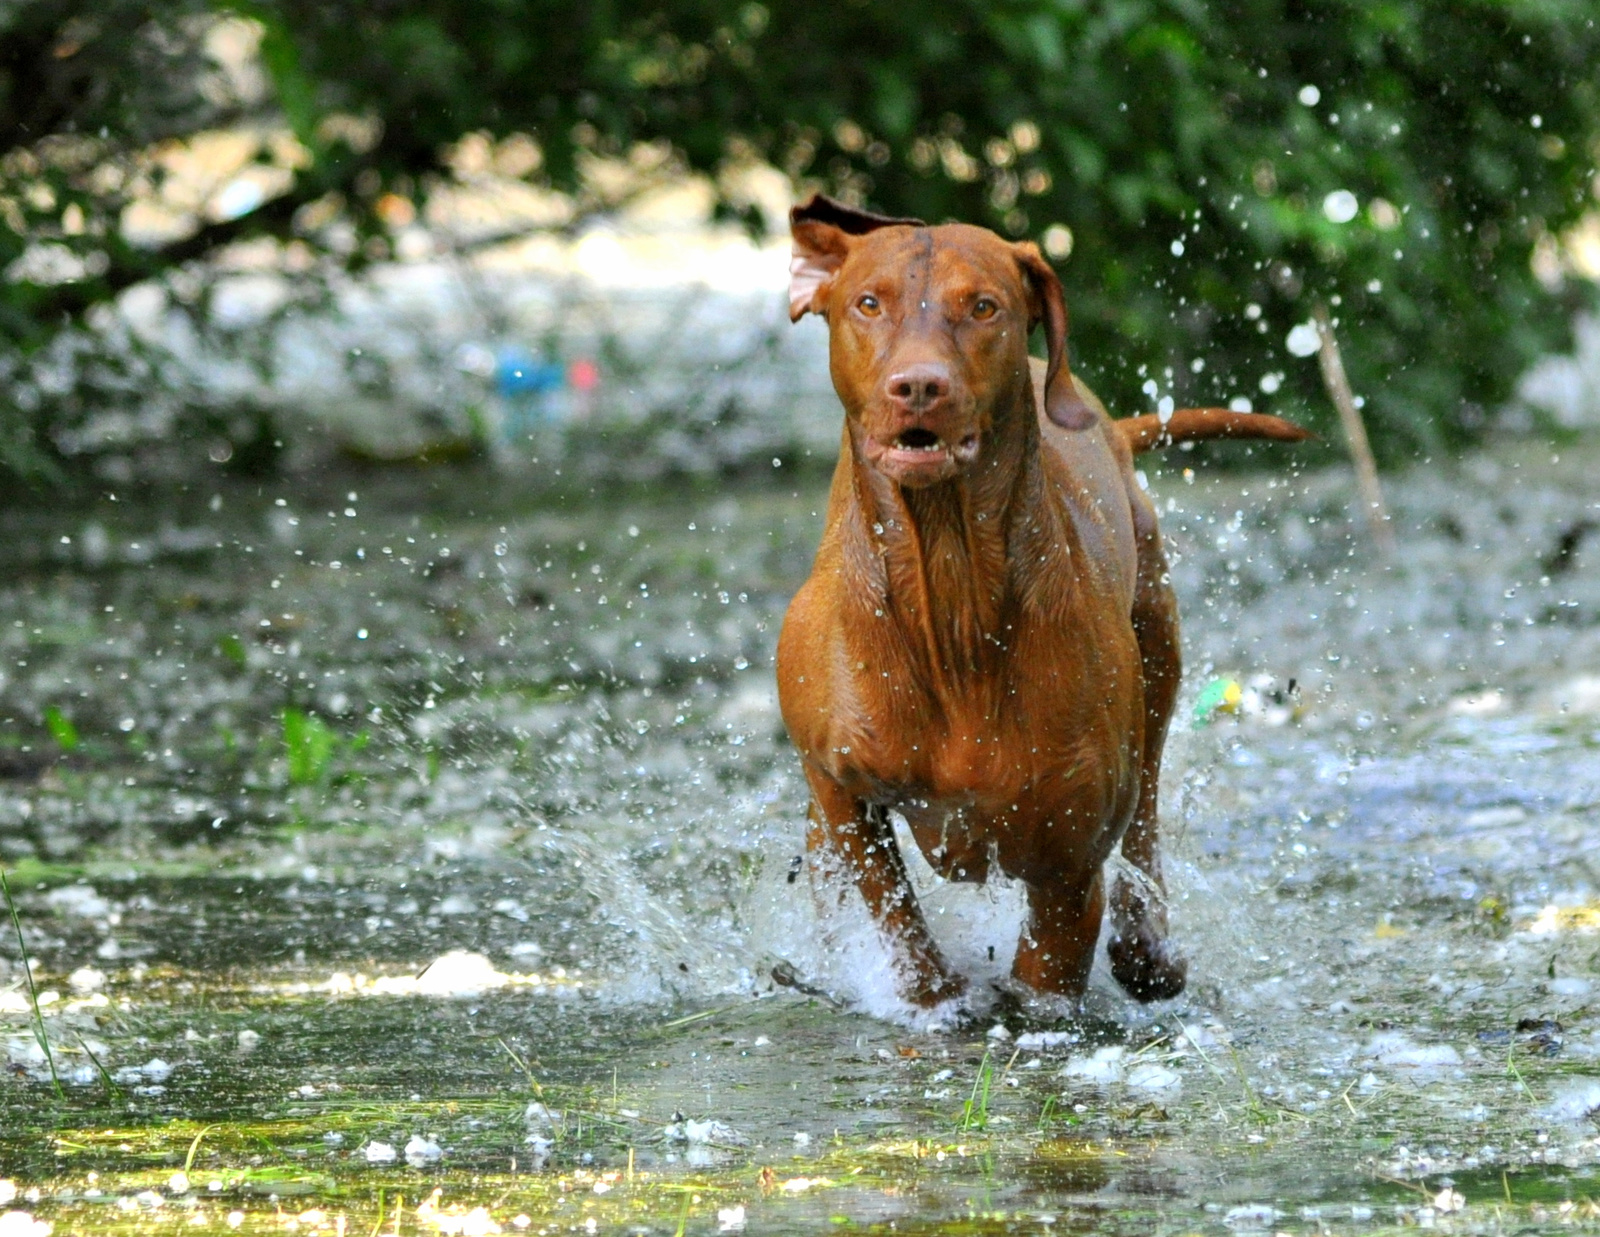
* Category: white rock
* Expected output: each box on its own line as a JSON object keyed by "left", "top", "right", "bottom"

{"left": 1016, "top": 1030, "right": 1078, "bottom": 1052}
{"left": 364, "top": 1141, "right": 397, "bottom": 1164}
{"left": 404, "top": 1135, "right": 443, "bottom": 1166}
{"left": 1545, "top": 1080, "right": 1600, "bottom": 1123}
{"left": 1365, "top": 1033, "right": 1461, "bottom": 1071}
{"left": 1125, "top": 1062, "right": 1182, "bottom": 1090}
{"left": 1061, "top": 1046, "right": 1126, "bottom": 1084}
{"left": 666, "top": 1118, "right": 746, "bottom": 1146}
{"left": 491, "top": 899, "right": 529, "bottom": 923}
{"left": 412, "top": 951, "right": 504, "bottom": 996}
{"left": 716, "top": 1204, "right": 747, "bottom": 1231}
{"left": 44, "top": 886, "right": 109, "bottom": 918}
{"left": 1552, "top": 675, "right": 1600, "bottom": 715}
{"left": 1447, "top": 689, "right": 1505, "bottom": 717}
{"left": 67, "top": 968, "right": 106, "bottom": 994}
{"left": 0, "top": 1211, "right": 51, "bottom": 1236}
{"left": 1223, "top": 1203, "right": 1281, "bottom": 1229}
{"left": 113, "top": 1058, "right": 173, "bottom": 1085}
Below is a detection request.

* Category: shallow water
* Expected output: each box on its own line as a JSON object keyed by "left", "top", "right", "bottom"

{"left": 2, "top": 436, "right": 1599, "bottom": 1233}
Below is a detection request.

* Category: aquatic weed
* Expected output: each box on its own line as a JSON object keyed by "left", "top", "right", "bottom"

{"left": 42, "top": 706, "right": 78, "bottom": 752}
{"left": 282, "top": 708, "right": 337, "bottom": 786}
{"left": 0, "top": 864, "right": 61, "bottom": 1096}
{"left": 959, "top": 1047, "right": 995, "bottom": 1133}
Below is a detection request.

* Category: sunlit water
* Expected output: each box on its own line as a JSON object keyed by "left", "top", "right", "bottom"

{"left": 1, "top": 437, "right": 1598, "bottom": 1233}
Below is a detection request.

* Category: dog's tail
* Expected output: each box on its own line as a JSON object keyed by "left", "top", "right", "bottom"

{"left": 1116, "top": 408, "right": 1313, "bottom": 455}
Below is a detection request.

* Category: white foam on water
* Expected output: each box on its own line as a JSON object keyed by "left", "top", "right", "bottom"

{"left": 1546, "top": 1079, "right": 1600, "bottom": 1124}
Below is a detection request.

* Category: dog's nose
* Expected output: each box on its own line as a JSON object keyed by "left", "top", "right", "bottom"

{"left": 886, "top": 364, "right": 951, "bottom": 413}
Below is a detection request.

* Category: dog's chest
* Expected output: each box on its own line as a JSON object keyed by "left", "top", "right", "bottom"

{"left": 847, "top": 615, "right": 1141, "bottom": 811}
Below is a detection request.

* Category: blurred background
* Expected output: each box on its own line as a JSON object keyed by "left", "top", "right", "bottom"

{"left": 0, "top": 0, "right": 1598, "bottom": 490}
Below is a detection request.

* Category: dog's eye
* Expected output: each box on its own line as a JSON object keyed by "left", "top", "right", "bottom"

{"left": 972, "top": 298, "right": 998, "bottom": 320}
{"left": 856, "top": 294, "right": 881, "bottom": 317}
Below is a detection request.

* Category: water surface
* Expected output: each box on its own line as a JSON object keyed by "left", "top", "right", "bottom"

{"left": 1, "top": 438, "right": 1599, "bottom": 1233}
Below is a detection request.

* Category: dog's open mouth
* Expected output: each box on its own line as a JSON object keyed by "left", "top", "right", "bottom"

{"left": 886, "top": 428, "right": 980, "bottom": 458}
{"left": 896, "top": 427, "right": 942, "bottom": 451}
{"left": 868, "top": 427, "right": 982, "bottom": 483}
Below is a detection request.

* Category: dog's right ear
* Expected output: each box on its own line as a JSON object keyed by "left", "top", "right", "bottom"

{"left": 789, "top": 194, "right": 923, "bottom": 322}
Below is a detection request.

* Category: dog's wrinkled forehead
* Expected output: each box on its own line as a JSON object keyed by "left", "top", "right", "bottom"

{"left": 837, "top": 224, "right": 1030, "bottom": 306}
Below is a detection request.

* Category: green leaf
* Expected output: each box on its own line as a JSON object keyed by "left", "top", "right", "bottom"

{"left": 217, "top": 634, "right": 248, "bottom": 669}
{"left": 43, "top": 707, "right": 79, "bottom": 752}
{"left": 282, "top": 708, "right": 336, "bottom": 786}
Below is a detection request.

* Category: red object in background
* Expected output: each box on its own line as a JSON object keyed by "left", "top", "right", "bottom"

{"left": 568, "top": 359, "right": 599, "bottom": 391}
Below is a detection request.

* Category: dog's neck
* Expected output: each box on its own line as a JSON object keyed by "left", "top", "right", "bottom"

{"left": 842, "top": 381, "right": 1051, "bottom": 681}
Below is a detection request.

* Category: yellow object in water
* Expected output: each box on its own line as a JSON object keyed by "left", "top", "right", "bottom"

{"left": 1526, "top": 903, "right": 1600, "bottom": 934}
{"left": 1193, "top": 677, "right": 1243, "bottom": 722}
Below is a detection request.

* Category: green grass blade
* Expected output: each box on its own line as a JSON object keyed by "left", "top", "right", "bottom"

{"left": 0, "top": 865, "right": 62, "bottom": 1097}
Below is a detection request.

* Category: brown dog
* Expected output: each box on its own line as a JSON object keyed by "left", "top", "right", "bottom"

{"left": 777, "top": 194, "right": 1309, "bottom": 1010}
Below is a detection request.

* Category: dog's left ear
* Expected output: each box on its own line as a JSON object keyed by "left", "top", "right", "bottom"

{"left": 1013, "top": 242, "right": 1095, "bottom": 431}
{"left": 789, "top": 194, "right": 923, "bottom": 322}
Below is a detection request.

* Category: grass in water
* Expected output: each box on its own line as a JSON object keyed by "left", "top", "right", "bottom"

{"left": 71, "top": 1030, "right": 121, "bottom": 1101}
{"left": 0, "top": 863, "right": 62, "bottom": 1096}
{"left": 959, "top": 1047, "right": 995, "bottom": 1133}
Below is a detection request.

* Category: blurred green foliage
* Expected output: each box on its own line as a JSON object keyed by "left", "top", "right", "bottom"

{"left": 0, "top": 0, "right": 1597, "bottom": 482}
{"left": 42, "top": 705, "right": 78, "bottom": 752}
{"left": 281, "top": 706, "right": 367, "bottom": 789}
{"left": 281, "top": 706, "right": 334, "bottom": 785}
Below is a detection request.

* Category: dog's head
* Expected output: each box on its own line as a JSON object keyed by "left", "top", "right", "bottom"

{"left": 789, "top": 193, "right": 1093, "bottom": 488}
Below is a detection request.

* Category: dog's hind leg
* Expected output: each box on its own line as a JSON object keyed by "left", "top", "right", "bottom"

{"left": 803, "top": 769, "right": 966, "bottom": 1008}
{"left": 1108, "top": 494, "right": 1189, "bottom": 1001}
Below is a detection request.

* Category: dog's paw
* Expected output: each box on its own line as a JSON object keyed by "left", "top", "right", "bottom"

{"left": 987, "top": 976, "right": 1085, "bottom": 1027}
{"left": 1107, "top": 929, "right": 1187, "bottom": 1003}
{"left": 901, "top": 966, "right": 968, "bottom": 1010}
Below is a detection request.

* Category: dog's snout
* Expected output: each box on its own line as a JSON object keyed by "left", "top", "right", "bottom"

{"left": 886, "top": 364, "right": 951, "bottom": 412}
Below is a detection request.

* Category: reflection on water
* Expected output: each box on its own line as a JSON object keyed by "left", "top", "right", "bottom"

{"left": 0, "top": 437, "right": 1598, "bottom": 1231}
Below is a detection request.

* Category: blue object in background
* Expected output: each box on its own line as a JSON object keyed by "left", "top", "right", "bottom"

{"left": 496, "top": 346, "right": 566, "bottom": 437}
{"left": 496, "top": 347, "right": 565, "bottom": 398}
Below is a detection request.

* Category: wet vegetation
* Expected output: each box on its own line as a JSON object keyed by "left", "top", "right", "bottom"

{"left": 1, "top": 437, "right": 1598, "bottom": 1232}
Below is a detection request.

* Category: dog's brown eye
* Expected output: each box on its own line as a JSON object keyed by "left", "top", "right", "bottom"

{"left": 973, "top": 298, "right": 998, "bottom": 320}
{"left": 857, "top": 294, "right": 881, "bottom": 317}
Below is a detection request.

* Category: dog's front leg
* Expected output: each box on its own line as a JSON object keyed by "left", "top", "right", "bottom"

{"left": 1012, "top": 871, "right": 1105, "bottom": 998}
{"left": 803, "top": 768, "right": 966, "bottom": 1008}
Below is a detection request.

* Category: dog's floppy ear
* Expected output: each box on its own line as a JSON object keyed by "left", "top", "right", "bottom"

{"left": 789, "top": 193, "right": 923, "bottom": 322}
{"left": 1013, "top": 241, "right": 1095, "bottom": 431}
